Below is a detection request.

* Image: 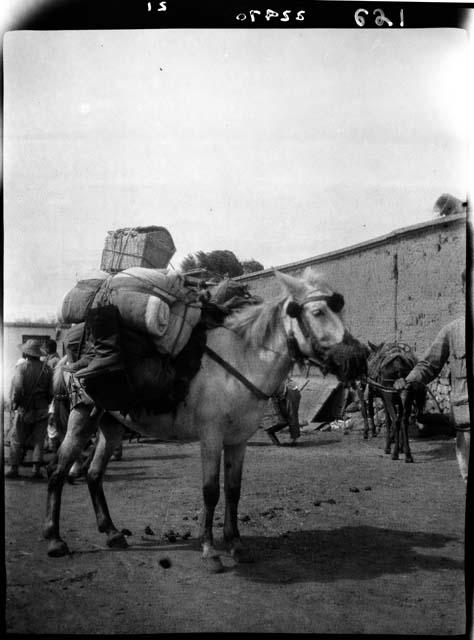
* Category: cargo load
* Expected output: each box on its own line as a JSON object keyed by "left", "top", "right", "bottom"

{"left": 58, "top": 270, "right": 109, "bottom": 324}
{"left": 100, "top": 226, "right": 176, "bottom": 273}
{"left": 107, "top": 268, "right": 202, "bottom": 356}
{"left": 59, "top": 267, "right": 202, "bottom": 357}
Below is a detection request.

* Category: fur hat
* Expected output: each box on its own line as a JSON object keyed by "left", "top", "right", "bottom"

{"left": 22, "top": 339, "right": 44, "bottom": 359}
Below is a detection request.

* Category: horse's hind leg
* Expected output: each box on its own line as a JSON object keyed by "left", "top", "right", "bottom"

{"left": 223, "top": 442, "right": 253, "bottom": 563}
{"left": 86, "top": 412, "right": 128, "bottom": 549}
{"left": 44, "top": 404, "right": 97, "bottom": 557}
{"left": 200, "top": 438, "right": 224, "bottom": 573}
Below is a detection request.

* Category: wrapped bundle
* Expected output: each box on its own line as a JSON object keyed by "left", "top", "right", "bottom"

{"left": 59, "top": 271, "right": 109, "bottom": 323}
{"left": 108, "top": 268, "right": 202, "bottom": 356}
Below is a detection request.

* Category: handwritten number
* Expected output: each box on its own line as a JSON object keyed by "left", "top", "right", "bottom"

{"left": 374, "top": 9, "right": 392, "bottom": 27}
{"left": 354, "top": 8, "right": 368, "bottom": 27}
{"left": 147, "top": 1, "right": 167, "bottom": 11}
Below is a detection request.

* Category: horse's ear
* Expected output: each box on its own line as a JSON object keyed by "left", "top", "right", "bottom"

{"left": 368, "top": 341, "right": 379, "bottom": 352}
{"left": 274, "top": 270, "right": 307, "bottom": 300}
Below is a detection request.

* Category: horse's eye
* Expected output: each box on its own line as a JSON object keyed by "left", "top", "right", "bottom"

{"left": 312, "top": 309, "right": 323, "bottom": 317}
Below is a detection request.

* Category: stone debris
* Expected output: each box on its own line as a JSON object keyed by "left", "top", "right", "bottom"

{"left": 159, "top": 557, "right": 172, "bottom": 569}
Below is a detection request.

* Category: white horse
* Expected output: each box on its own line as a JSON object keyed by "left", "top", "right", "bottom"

{"left": 44, "top": 269, "right": 366, "bottom": 572}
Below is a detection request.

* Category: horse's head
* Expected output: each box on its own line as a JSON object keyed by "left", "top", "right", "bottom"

{"left": 275, "top": 269, "right": 367, "bottom": 381}
{"left": 367, "top": 341, "right": 417, "bottom": 384}
{"left": 276, "top": 268, "right": 345, "bottom": 355}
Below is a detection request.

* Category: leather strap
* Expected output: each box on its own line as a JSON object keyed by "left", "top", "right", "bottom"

{"left": 204, "top": 346, "right": 270, "bottom": 400}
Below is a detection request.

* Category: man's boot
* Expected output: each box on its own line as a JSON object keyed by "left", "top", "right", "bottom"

{"left": 74, "top": 306, "right": 124, "bottom": 379}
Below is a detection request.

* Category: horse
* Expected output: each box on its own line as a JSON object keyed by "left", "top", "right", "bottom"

{"left": 362, "top": 341, "right": 426, "bottom": 462}
{"left": 44, "top": 269, "right": 367, "bottom": 572}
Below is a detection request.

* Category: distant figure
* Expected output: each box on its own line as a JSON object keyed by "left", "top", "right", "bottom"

{"left": 42, "top": 339, "right": 63, "bottom": 453}
{"left": 43, "top": 338, "right": 61, "bottom": 369}
{"left": 265, "top": 377, "right": 301, "bottom": 446}
{"left": 394, "top": 270, "right": 469, "bottom": 481}
{"left": 6, "top": 339, "right": 54, "bottom": 479}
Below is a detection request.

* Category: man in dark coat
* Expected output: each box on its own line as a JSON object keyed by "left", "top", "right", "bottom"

{"left": 6, "top": 339, "right": 54, "bottom": 479}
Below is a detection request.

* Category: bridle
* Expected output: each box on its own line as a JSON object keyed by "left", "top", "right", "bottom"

{"left": 205, "top": 288, "right": 345, "bottom": 401}
{"left": 283, "top": 290, "right": 345, "bottom": 369}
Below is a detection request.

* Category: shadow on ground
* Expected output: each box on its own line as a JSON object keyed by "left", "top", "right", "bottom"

{"left": 233, "top": 525, "right": 463, "bottom": 584}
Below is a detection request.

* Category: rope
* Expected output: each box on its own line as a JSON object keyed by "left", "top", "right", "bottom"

{"left": 110, "top": 227, "right": 136, "bottom": 272}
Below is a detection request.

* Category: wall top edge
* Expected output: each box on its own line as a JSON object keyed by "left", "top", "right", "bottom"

{"left": 236, "top": 213, "right": 467, "bottom": 281}
{"left": 3, "top": 322, "right": 58, "bottom": 329}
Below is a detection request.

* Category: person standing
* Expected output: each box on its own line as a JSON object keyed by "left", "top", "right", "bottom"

{"left": 6, "top": 339, "right": 54, "bottom": 479}
{"left": 265, "top": 377, "right": 302, "bottom": 446}
{"left": 394, "top": 272, "right": 470, "bottom": 481}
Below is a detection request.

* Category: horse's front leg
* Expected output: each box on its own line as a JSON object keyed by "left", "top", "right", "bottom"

{"left": 384, "top": 397, "right": 401, "bottom": 460}
{"left": 400, "top": 392, "right": 413, "bottom": 463}
{"left": 223, "top": 442, "right": 254, "bottom": 564}
{"left": 87, "top": 413, "right": 128, "bottom": 549}
{"left": 382, "top": 394, "right": 395, "bottom": 456}
{"left": 366, "top": 387, "right": 377, "bottom": 438}
{"left": 200, "top": 439, "right": 224, "bottom": 573}
{"left": 357, "top": 383, "right": 370, "bottom": 439}
{"left": 44, "top": 403, "right": 97, "bottom": 557}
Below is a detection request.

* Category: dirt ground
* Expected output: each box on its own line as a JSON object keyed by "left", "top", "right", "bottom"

{"left": 4, "top": 417, "right": 468, "bottom": 634}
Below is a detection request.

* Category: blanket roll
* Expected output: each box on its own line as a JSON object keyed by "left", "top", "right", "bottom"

{"left": 108, "top": 268, "right": 202, "bottom": 356}
{"left": 59, "top": 272, "right": 109, "bottom": 323}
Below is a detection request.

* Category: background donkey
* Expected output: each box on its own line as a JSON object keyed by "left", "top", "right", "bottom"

{"left": 362, "top": 342, "right": 426, "bottom": 462}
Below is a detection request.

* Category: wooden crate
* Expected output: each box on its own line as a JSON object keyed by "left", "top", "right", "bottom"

{"left": 100, "top": 226, "right": 176, "bottom": 273}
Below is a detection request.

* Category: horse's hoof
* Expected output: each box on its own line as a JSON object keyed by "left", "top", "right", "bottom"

{"left": 202, "top": 555, "right": 225, "bottom": 573}
{"left": 405, "top": 457, "right": 414, "bottom": 463}
{"left": 384, "top": 449, "right": 391, "bottom": 455}
{"left": 391, "top": 454, "right": 399, "bottom": 461}
{"left": 107, "top": 531, "right": 129, "bottom": 549}
{"left": 47, "top": 539, "right": 70, "bottom": 557}
{"left": 371, "top": 433, "right": 377, "bottom": 438}
{"left": 363, "top": 434, "right": 368, "bottom": 440}
{"left": 231, "top": 547, "right": 255, "bottom": 564}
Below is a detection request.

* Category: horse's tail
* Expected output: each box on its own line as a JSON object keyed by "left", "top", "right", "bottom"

{"left": 53, "top": 356, "right": 70, "bottom": 438}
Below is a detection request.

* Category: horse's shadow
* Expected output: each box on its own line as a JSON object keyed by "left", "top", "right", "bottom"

{"left": 232, "top": 525, "right": 463, "bottom": 584}
{"left": 412, "top": 440, "right": 456, "bottom": 463}
{"left": 82, "top": 524, "right": 464, "bottom": 584}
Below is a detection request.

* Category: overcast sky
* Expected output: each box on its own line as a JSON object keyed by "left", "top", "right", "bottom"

{"left": 3, "top": 25, "right": 472, "bottom": 320}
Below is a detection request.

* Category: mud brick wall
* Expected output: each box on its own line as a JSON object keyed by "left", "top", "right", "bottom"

{"left": 237, "top": 214, "right": 466, "bottom": 414}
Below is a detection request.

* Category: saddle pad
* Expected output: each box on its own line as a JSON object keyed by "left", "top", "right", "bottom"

{"left": 368, "top": 343, "right": 417, "bottom": 381}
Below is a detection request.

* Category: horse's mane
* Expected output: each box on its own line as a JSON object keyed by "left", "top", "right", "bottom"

{"left": 224, "top": 294, "right": 287, "bottom": 349}
{"left": 224, "top": 270, "right": 333, "bottom": 349}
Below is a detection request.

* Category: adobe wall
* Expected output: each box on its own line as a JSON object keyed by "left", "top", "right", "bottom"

{"left": 237, "top": 214, "right": 466, "bottom": 355}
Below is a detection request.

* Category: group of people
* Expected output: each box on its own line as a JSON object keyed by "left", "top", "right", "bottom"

{"left": 6, "top": 338, "right": 61, "bottom": 479}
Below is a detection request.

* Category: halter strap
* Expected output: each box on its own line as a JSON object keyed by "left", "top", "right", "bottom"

{"left": 204, "top": 346, "right": 271, "bottom": 400}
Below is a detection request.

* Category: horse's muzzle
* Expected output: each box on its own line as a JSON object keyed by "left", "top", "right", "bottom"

{"left": 323, "top": 332, "right": 369, "bottom": 382}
